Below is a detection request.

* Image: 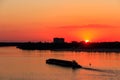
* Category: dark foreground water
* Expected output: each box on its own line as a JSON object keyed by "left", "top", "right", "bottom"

{"left": 0, "top": 47, "right": 120, "bottom": 80}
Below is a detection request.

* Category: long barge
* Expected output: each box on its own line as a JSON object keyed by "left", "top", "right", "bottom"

{"left": 46, "top": 58, "right": 82, "bottom": 69}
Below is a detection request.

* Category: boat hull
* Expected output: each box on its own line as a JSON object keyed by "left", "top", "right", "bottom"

{"left": 46, "top": 59, "right": 82, "bottom": 69}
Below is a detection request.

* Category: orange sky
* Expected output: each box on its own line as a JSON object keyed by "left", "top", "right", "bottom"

{"left": 0, "top": 0, "right": 120, "bottom": 42}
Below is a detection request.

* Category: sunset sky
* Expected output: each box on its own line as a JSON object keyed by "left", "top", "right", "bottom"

{"left": 0, "top": 0, "right": 120, "bottom": 42}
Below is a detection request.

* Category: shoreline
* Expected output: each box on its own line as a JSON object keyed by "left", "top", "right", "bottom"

{"left": 0, "top": 42, "right": 120, "bottom": 53}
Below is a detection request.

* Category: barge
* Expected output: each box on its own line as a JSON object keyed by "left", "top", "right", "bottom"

{"left": 46, "top": 58, "right": 82, "bottom": 69}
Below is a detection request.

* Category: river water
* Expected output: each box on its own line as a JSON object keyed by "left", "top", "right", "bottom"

{"left": 0, "top": 47, "right": 120, "bottom": 80}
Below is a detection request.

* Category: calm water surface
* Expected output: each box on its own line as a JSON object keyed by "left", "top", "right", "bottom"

{"left": 0, "top": 47, "right": 120, "bottom": 80}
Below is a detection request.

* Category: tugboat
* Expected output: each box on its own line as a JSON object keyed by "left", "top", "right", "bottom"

{"left": 46, "top": 58, "right": 82, "bottom": 69}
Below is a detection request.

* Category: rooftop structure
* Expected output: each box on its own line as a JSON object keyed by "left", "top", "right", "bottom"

{"left": 53, "top": 38, "right": 65, "bottom": 43}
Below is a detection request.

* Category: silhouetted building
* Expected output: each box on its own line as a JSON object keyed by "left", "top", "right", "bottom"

{"left": 53, "top": 38, "right": 65, "bottom": 43}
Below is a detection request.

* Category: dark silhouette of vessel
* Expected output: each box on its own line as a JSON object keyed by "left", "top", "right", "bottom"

{"left": 46, "top": 58, "right": 82, "bottom": 69}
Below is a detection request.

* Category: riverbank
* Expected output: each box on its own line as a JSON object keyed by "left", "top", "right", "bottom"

{"left": 16, "top": 42, "right": 120, "bottom": 53}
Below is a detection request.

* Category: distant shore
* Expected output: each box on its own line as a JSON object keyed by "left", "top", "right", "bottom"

{"left": 50, "top": 48, "right": 120, "bottom": 53}
{"left": 0, "top": 42, "right": 120, "bottom": 52}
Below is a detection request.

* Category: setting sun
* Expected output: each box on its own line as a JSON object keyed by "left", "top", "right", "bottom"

{"left": 85, "top": 40, "right": 89, "bottom": 43}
